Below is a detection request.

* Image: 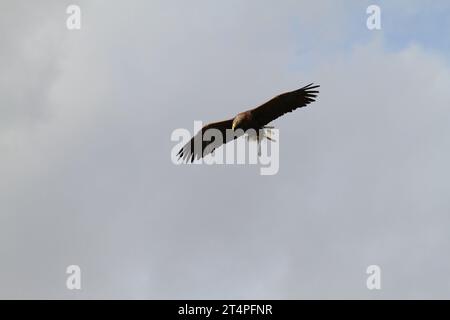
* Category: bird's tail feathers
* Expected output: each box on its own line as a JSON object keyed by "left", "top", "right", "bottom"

{"left": 245, "top": 127, "right": 276, "bottom": 143}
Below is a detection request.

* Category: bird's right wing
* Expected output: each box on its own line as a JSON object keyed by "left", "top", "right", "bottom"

{"left": 249, "top": 83, "right": 320, "bottom": 126}
{"left": 177, "top": 119, "right": 238, "bottom": 162}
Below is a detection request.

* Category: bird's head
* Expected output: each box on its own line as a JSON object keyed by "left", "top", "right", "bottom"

{"left": 232, "top": 115, "right": 244, "bottom": 131}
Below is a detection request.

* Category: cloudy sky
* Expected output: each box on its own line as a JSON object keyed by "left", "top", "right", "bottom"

{"left": 1, "top": 0, "right": 450, "bottom": 299}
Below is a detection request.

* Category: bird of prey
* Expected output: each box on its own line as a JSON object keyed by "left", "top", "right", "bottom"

{"left": 177, "top": 83, "right": 320, "bottom": 162}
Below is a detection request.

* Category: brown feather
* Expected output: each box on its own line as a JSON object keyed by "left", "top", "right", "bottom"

{"left": 249, "top": 83, "right": 320, "bottom": 126}
{"left": 177, "top": 119, "right": 238, "bottom": 163}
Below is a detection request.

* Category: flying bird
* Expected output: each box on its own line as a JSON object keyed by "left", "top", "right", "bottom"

{"left": 177, "top": 83, "right": 320, "bottom": 162}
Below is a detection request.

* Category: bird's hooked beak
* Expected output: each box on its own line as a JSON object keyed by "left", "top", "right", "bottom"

{"left": 232, "top": 123, "right": 236, "bottom": 130}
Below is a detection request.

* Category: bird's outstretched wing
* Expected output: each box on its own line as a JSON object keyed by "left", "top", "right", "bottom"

{"left": 250, "top": 83, "right": 320, "bottom": 126}
{"left": 177, "top": 119, "right": 238, "bottom": 162}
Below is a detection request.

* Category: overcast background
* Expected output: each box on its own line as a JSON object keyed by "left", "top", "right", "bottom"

{"left": 1, "top": 0, "right": 450, "bottom": 299}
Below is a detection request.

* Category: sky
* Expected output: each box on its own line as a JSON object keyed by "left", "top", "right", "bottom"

{"left": 1, "top": 0, "right": 450, "bottom": 299}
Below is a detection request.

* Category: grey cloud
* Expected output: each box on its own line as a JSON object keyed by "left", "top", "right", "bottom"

{"left": 1, "top": 1, "right": 450, "bottom": 299}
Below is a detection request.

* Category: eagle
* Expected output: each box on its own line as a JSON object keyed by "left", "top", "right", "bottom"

{"left": 177, "top": 83, "right": 320, "bottom": 162}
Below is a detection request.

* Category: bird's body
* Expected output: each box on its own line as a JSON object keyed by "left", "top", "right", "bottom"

{"left": 178, "top": 83, "right": 320, "bottom": 162}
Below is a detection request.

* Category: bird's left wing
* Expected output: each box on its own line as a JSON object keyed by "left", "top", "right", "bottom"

{"left": 177, "top": 119, "right": 237, "bottom": 163}
{"left": 249, "top": 83, "right": 320, "bottom": 126}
